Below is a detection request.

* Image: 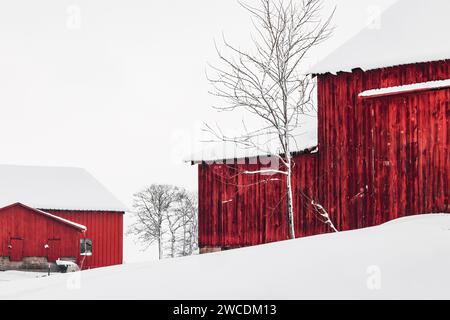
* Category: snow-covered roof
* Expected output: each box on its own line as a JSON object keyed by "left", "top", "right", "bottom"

{"left": 309, "top": 0, "right": 450, "bottom": 74}
{"left": 186, "top": 117, "right": 318, "bottom": 164}
{"left": 0, "top": 165, "right": 127, "bottom": 212}
{"left": 0, "top": 203, "right": 87, "bottom": 231}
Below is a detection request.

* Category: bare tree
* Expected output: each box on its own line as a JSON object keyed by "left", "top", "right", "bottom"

{"left": 206, "top": 0, "right": 334, "bottom": 239}
{"left": 165, "top": 190, "right": 199, "bottom": 258}
{"left": 129, "top": 185, "right": 199, "bottom": 260}
{"left": 177, "top": 191, "right": 199, "bottom": 256}
{"left": 165, "top": 205, "right": 185, "bottom": 258}
{"left": 128, "top": 184, "right": 182, "bottom": 260}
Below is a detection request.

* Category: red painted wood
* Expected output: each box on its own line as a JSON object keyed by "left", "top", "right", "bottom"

{"left": 47, "top": 239, "right": 61, "bottom": 262}
{"left": 10, "top": 239, "right": 23, "bottom": 262}
{"left": 0, "top": 203, "right": 124, "bottom": 269}
{"left": 317, "top": 60, "right": 450, "bottom": 234}
{"left": 198, "top": 60, "right": 450, "bottom": 248}
{"left": 0, "top": 204, "right": 82, "bottom": 263}
{"left": 198, "top": 154, "right": 319, "bottom": 248}
{"left": 46, "top": 209, "right": 124, "bottom": 269}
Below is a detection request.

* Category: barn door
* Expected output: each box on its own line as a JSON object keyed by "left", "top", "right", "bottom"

{"left": 9, "top": 238, "right": 24, "bottom": 262}
{"left": 47, "top": 238, "right": 61, "bottom": 262}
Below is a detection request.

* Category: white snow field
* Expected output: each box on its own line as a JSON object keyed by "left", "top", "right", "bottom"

{"left": 1, "top": 213, "right": 449, "bottom": 300}
{"left": 0, "top": 271, "right": 49, "bottom": 283}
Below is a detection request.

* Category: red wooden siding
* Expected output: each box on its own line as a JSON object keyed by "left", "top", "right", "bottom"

{"left": 317, "top": 60, "right": 450, "bottom": 231}
{"left": 46, "top": 210, "right": 123, "bottom": 269}
{"left": 0, "top": 204, "right": 82, "bottom": 262}
{"left": 0, "top": 203, "right": 123, "bottom": 269}
{"left": 198, "top": 60, "right": 450, "bottom": 248}
{"left": 198, "top": 154, "right": 319, "bottom": 248}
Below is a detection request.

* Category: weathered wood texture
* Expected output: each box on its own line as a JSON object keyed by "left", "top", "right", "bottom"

{"left": 198, "top": 154, "right": 319, "bottom": 248}
{"left": 318, "top": 60, "right": 450, "bottom": 231}
{"left": 198, "top": 60, "right": 450, "bottom": 248}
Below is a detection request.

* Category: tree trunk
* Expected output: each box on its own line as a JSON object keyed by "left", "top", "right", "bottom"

{"left": 285, "top": 153, "right": 296, "bottom": 239}
{"left": 158, "top": 235, "right": 162, "bottom": 260}
{"left": 171, "top": 235, "right": 175, "bottom": 258}
{"left": 182, "top": 218, "right": 187, "bottom": 256}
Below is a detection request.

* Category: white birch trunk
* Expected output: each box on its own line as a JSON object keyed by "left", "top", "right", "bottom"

{"left": 286, "top": 155, "right": 295, "bottom": 239}
{"left": 284, "top": 135, "right": 296, "bottom": 239}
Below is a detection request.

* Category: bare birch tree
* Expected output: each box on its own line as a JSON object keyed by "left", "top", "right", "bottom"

{"left": 206, "top": 0, "right": 334, "bottom": 239}
{"left": 128, "top": 184, "right": 182, "bottom": 260}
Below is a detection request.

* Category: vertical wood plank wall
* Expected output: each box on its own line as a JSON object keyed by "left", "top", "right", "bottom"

{"left": 318, "top": 60, "right": 450, "bottom": 232}
{"left": 198, "top": 60, "right": 450, "bottom": 249}
{"left": 47, "top": 210, "right": 124, "bottom": 269}
{"left": 198, "top": 154, "right": 319, "bottom": 248}
{"left": 0, "top": 205, "right": 123, "bottom": 269}
{"left": 0, "top": 205, "right": 82, "bottom": 261}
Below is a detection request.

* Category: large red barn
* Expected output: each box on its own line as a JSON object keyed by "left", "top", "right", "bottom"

{"left": 0, "top": 165, "right": 126, "bottom": 270}
{"left": 189, "top": 0, "right": 450, "bottom": 253}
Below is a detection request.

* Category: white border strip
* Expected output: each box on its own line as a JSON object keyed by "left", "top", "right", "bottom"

{"left": 359, "top": 79, "right": 450, "bottom": 98}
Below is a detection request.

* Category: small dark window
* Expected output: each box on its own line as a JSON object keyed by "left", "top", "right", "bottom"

{"left": 80, "top": 238, "right": 92, "bottom": 256}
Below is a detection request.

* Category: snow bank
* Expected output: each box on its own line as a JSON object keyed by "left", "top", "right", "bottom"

{"left": 1, "top": 213, "right": 450, "bottom": 299}
{"left": 309, "top": 0, "right": 450, "bottom": 74}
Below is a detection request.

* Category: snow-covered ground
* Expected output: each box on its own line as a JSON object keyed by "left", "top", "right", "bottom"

{"left": 0, "top": 271, "right": 49, "bottom": 283}
{"left": 1, "top": 213, "right": 449, "bottom": 300}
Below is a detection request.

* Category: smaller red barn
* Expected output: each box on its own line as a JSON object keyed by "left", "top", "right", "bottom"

{"left": 0, "top": 165, "right": 126, "bottom": 271}
{"left": 0, "top": 203, "right": 86, "bottom": 267}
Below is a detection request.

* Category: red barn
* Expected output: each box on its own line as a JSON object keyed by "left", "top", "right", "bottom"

{"left": 0, "top": 165, "right": 126, "bottom": 270}
{"left": 189, "top": 0, "right": 450, "bottom": 253}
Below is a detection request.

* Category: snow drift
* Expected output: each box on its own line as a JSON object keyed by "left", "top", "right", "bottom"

{"left": 1, "top": 213, "right": 450, "bottom": 299}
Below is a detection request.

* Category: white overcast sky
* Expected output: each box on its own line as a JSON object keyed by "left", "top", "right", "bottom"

{"left": 0, "top": 0, "right": 397, "bottom": 261}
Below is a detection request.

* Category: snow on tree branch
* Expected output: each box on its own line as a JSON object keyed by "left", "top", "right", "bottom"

{"left": 311, "top": 200, "right": 338, "bottom": 233}
{"left": 243, "top": 169, "right": 288, "bottom": 175}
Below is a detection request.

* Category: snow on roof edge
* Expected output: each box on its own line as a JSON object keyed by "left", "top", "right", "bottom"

{"left": 359, "top": 78, "right": 450, "bottom": 98}
{"left": 33, "top": 207, "right": 87, "bottom": 231}
{"left": 37, "top": 205, "right": 127, "bottom": 213}
{"left": 186, "top": 145, "right": 318, "bottom": 165}
{"left": 0, "top": 203, "right": 87, "bottom": 231}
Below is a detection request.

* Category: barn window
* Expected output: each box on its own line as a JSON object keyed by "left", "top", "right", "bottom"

{"left": 80, "top": 238, "right": 92, "bottom": 256}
